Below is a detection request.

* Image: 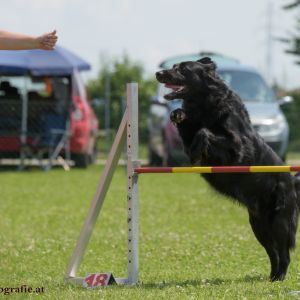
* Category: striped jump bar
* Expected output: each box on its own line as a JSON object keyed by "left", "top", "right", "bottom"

{"left": 134, "top": 166, "right": 300, "bottom": 174}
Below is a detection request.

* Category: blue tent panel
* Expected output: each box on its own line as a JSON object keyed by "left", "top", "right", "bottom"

{"left": 0, "top": 46, "right": 91, "bottom": 75}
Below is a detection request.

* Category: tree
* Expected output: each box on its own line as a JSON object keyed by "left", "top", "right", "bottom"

{"left": 283, "top": 1, "right": 300, "bottom": 62}
{"left": 281, "top": 2, "right": 300, "bottom": 151}
{"left": 283, "top": 1, "right": 300, "bottom": 9}
{"left": 87, "top": 54, "right": 157, "bottom": 143}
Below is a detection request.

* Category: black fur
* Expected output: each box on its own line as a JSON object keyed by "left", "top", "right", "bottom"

{"left": 156, "top": 57, "right": 300, "bottom": 281}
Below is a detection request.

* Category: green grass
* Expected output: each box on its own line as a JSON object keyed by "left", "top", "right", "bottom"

{"left": 97, "top": 136, "right": 148, "bottom": 160}
{"left": 1, "top": 166, "right": 300, "bottom": 299}
{"left": 287, "top": 152, "right": 300, "bottom": 161}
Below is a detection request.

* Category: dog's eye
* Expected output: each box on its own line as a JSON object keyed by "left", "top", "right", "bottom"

{"left": 173, "top": 64, "right": 179, "bottom": 71}
{"left": 179, "top": 66, "right": 187, "bottom": 74}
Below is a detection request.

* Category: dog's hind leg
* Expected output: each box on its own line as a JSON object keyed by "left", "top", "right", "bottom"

{"left": 269, "top": 206, "right": 298, "bottom": 281}
{"left": 267, "top": 180, "right": 300, "bottom": 281}
{"left": 248, "top": 212, "right": 280, "bottom": 280}
{"left": 269, "top": 215, "right": 290, "bottom": 281}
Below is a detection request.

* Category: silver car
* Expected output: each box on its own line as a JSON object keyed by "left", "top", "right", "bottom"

{"left": 148, "top": 53, "right": 291, "bottom": 165}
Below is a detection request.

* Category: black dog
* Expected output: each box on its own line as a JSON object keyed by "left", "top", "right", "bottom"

{"left": 156, "top": 57, "right": 300, "bottom": 281}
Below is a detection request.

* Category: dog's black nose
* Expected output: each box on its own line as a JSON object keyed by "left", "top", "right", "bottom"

{"left": 155, "top": 71, "right": 164, "bottom": 80}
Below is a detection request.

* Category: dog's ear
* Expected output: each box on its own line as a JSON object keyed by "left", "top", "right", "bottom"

{"left": 197, "top": 57, "right": 212, "bottom": 64}
{"left": 197, "top": 57, "right": 216, "bottom": 72}
{"left": 195, "top": 57, "right": 219, "bottom": 90}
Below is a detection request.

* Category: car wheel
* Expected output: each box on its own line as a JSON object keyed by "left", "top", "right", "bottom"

{"left": 166, "top": 151, "right": 177, "bottom": 166}
{"left": 166, "top": 150, "right": 184, "bottom": 167}
{"left": 72, "top": 153, "right": 90, "bottom": 168}
{"left": 148, "top": 148, "right": 163, "bottom": 166}
{"left": 162, "top": 134, "right": 183, "bottom": 167}
{"left": 89, "top": 139, "right": 98, "bottom": 164}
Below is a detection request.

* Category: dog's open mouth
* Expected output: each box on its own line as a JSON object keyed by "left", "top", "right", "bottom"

{"left": 164, "top": 84, "right": 187, "bottom": 100}
{"left": 165, "top": 84, "right": 185, "bottom": 92}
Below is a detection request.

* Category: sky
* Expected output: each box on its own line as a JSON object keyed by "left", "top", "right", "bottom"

{"left": 1, "top": 0, "right": 300, "bottom": 89}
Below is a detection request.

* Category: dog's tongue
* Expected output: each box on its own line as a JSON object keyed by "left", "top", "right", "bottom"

{"left": 165, "top": 84, "right": 183, "bottom": 91}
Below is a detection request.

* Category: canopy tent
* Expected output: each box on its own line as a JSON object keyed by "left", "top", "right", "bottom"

{"left": 0, "top": 46, "right": 91, "bottom": 170}
{"left": 0, "top": 46, "right": 91, "bottom": 75}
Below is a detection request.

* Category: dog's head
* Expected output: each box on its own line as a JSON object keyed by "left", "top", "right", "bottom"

{"left": 156, "top": 57, "right": 218, "bottom": 100}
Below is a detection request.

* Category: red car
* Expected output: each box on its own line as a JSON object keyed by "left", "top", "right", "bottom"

{"left": 0, "top": 72, "right": 99, "bottom": 168}
{"left": 70, "top": 71, "right": 99, "bottom": 167}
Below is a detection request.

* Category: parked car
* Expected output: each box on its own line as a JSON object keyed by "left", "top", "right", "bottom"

{"left": 148, "top": 52, "right": 291, "bottom": 166}
{"left": 70, "top": 71, "right": 99, "bottom": 167}
{"left": 0, "top": 71, "right": 99, "bottom": 168}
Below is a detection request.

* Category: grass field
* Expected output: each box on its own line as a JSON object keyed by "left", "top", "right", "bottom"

{"left": 1, "top": 165, "right": 300, "bottom": 299}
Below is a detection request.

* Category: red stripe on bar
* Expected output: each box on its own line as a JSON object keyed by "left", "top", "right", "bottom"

{"left": 291, "top": 166, "right": 300, "bottom": 172}
{"left": 211, "top": 166, "right": 251, "bottom": 173}
{"left": 135, "top": 166, "right": 300, "bottom": 174}
{"left": 135, "top": 167, "right": 173, "bottom": 174}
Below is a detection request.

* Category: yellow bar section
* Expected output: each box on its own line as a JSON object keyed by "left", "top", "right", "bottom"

{"left": 249, "top": 166, "right": 291, "bottom": 173}
{"left": 172, "top": 167, "right": 213, "bottom": 173}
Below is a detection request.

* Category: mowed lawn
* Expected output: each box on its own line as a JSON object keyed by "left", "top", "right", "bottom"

{"left": 1, "top": 165, "right": 300, "bottom": 299}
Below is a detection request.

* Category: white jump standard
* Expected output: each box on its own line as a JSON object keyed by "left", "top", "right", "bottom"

{"left": 65, "top": 83, "right": 139, "bottom": 286}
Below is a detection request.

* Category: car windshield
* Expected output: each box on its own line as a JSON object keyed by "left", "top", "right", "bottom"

{"left": 218, "top": 70, "right": 275, "bottom": 103}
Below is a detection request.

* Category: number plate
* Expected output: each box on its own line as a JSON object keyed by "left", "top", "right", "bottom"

{"left": 83, "top": 273, "right": 116, "bottom": 288}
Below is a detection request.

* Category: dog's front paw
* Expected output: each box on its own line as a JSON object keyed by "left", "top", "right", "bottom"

{"left": 190, "top": 129, "right": 210, "bottom": 164}
{"left": 170, "top": 109, "right": 186, "bottom": 124}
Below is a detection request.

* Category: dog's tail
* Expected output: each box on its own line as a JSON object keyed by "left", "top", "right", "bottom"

{"left": 295, "top": 173, "right": 300, "bottom": 209}
{"left": 288, "top": 173, "right": 300, "bottom": 250}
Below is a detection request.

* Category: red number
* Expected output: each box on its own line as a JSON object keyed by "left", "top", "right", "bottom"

{"left": 84, "top": 274, "right": 96, "bottom": 288}
{"left": 84, "top": 273, "right": 109, "bottom": 288}
{"left": 94, "top": 274, "right": 108, "bottom": 286}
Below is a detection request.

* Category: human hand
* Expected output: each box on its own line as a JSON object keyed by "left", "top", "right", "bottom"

{"left": 36, "top": 30, "right": 58, "bottom": 50}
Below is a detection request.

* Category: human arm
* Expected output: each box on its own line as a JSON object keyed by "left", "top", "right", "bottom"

{"left": 0, "top": 30, "right": 58, "bottom": 50}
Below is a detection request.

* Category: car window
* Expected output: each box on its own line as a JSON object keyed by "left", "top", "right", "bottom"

{"left": 0, "top": 76, "right": 24, "bottom": 98}
{"left": 0, "top": 75, "right": 70, "bottom": 97}
{"left": 218, "top": 70, "right": 275, "bottom": 103}
{"left": 72, "top": 70, "right": 87, "bottom": 101}
{"left": 156, "top": 70, "right": 275, "bottom": 104}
